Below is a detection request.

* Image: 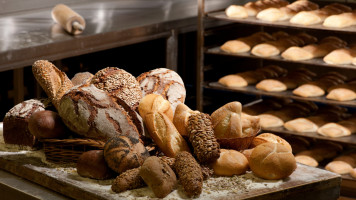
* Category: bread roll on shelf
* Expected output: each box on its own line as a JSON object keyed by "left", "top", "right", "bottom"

{"left": 323, "top": 45, "right": 356, "bottom": 65}
{"left": 293, "top": 72, "right": 346, "bottom": 97}
{"left": 220, "top": 32, "right": 274, "bottom": 54}
{"left": 218, "top": 65, "right": 287, "bottom": 88}
{"left": 317, "top": 114, "right": 356, "bottom": 138}
{"left": 256, "top": 68, "right": 316, "bottom": 92}
{"left": 257, "top": 0, "right": 319, "bottom": 22}
{"left": 327, "top": 80, "right": 356, "bottom": 101}
{"left": 251, "top": 33, "right": 317, "bottom": 57}
{"left": 324, "top": 11, "right": 356, "bottom": 28}
{"left": 281, "top": 36, "right": 347, "bottom": 61}
{"left": 290, "top": 3, "right": 352, "bottom": 25}
{"left": 325, "top": 153, "right": 356, "bottom": 174}
{"left": 225, "top": 0, "right": 289, "bottom": 18}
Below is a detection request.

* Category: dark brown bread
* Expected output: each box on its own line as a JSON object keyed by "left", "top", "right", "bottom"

{"left": 91, "top": 67, "right": 142, "bottom": 110}
{"left": 3, "top": 99, "right": 49, "bottom": 147}
{"left": 137, "top": 68, "right": 186, "bottom": 112}
{"left": 77, "top": 150, "right": 116, "bottom": 180}
{"left": 111, "top": 167, "right": 146, "bottom": 193}
{"left": 58, "top": 84, "right": 144, "bottom": 141}
{"left": 139, "top": 156, "right": 177, "bottom": 198}
{"left": 174, "top": 152, "right": 203, "bottom": 197}
{"left": 104, "top": 136, "right": 149, "bottom": 174}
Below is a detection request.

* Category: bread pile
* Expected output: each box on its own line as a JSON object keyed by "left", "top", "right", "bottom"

{"left": 1, "top": 60, "right": 300, "bottom": 198}
{"left": 225, "top": 1, "right": 356, "bottom": 29}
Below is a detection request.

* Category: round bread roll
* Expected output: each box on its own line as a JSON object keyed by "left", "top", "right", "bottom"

{"left": 77, "top": 150, "right": 115, "bottom": 180}
{"left": 138, "top": 94, "right": 173, "bottom": 121}
{"left": 3, "top": 99, "right": 49, "bottom": 147}
{"left": 295, "top": 155, "right": 318, "bottom": 167}
{"left": 350, "top": 168, "right": 356, "bottom": 179}
{"left": 250, "top": 142, "right": 297, "bottom": 180}
{"left": 104, "top": 136, "right": 149, "bottom": 174}
{"left": 71, "top": 72, "right": 94, "bottom": 86}
{"left": 91, "top": 67, "right": 143, "bottom": 110}
{"left": 28, "top": 110, "right": 69, "bottom": 139}
{"left": 139, "top": 156, "right": 177, "bottom": 198}
{"left": 250, "top": 133, "right": 292, "bottom": 152}
{"left": 325, "top": 161, "right": 353, "bottom": 175}
{"left": 212, "top": 149, "right": 249, "bottom": 176}
{"left": 242, "top": 148, "right": 254, "bottom": 161}
{"left": 137, "top": 68, "right": 186, "bottom": 112}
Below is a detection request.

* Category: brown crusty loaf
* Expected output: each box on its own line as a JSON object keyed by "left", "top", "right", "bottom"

{"left": 140, "top": 156, "right": 177, "bottom": 198}
{"left": 144, "top": 112, "right": 190, "bottom": 157}
{"left": 71, "top": 72, "right": 94, "bottom": 86}
{"left": 32, "top": 60, "right": 74, "bottom": 110}
{"left": 3, "top": 99, "right": 49, "bottom": 147}
{"left": 137, "top": 68, "right": 186, "bottom": 112}
{"left": 138, "top": 94, "right": 173, "bottom": 122}
{"left": 104, "top": 136, "right": 149, "bottom": 174}
{"left": 91, "top": 67, "right": 143, "bottom": 110}
{"left": 76, "top": 150, "right": 115, "bottom": 180}
{"left": 58, "top": 84, "right": 144, "bottom": 141}
{"left": 112, "top": 167, "right": 146, "bottom": 193}
{"left": 188, "top": 112, "right": 220, "bottom": 163}
{"left": 173, "top": 103, "right": 199, "bottom": 137}
{"left": 250, "top": 142, "right": 296, "bottom": 180}
{"left": 174, "top": 151, "right": 203, "bottom": 198}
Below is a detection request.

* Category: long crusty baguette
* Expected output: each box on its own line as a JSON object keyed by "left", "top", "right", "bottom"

{"left": 324, "top": 11, "right": 356, "bottom": 28}
{"left": 256, "top": 68, "right": 316, "bottom": 92}
{"left": 218, "top": 65, "right": 287, "bottom": 87}
{"left": 324, "top": 45, "right": 356, "bottom": 65}
{"left": 292, "top": 72, "right": 346, "bottom": 97}
{"left": 282, "top": 36, "right": 347, "bottom": 61}
{"left": 327, "top": 80, "right": 356, "bottom": 101}
{"left": 317, "top": 114, "right": 356, "bottom": 137}
{"left": 32, "top": 60, "right": 74, "bottom": 110}
{"left": 257, "top": 0, "right": 319, "bottom": 22}
{"left": 251, "top": 32, "right": 317, "bottom": 57}
{"left": 290, "top": 3, "right": 352, "bottom": 25}
{"left": 220, "top": 32, "right": 274, "bottom": 54}
{"left": 225, "top": 0, "right": 289, "bottom": 18}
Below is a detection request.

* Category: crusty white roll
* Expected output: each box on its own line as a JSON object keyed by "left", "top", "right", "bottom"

{"left": 249, "top": 142, "right": 296, "bottom": 180}
{"left": 250, "top": 133, "right": 292, "bottom": 152}
{"left": 211, "top": 149, "right": 249, "bottom": 176}
{"left": 225, "top": 5, "right": 248, "bottom": 18}
{"left": 317, "top": 121, "right": 355, "bottom": 138}
{"left": 323, "top": 12, "right": 356, "bottom": 28}
{"left": 145, "top": 112, "right": 190, "bottom": 157}
{"left": 325, "top": 161, "right": 353, "bottom": 175}
{"left": 284, "top": 118, "right": 318, "bottom": 133}
{"left": 138, "top": 94, "right": 173, "bottom": 121}
{"left": 295, "top": 155, "right": 319, "bottom": 167}
{"left": 324, "top": 48, "right": 356, "bottom": 65}
{"left": 173, "top": 103, "right": 198, "bottom": 137}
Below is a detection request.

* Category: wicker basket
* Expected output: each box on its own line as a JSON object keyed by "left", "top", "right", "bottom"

{"left": 40, "top": 138, "right": 105, "bottom": 164}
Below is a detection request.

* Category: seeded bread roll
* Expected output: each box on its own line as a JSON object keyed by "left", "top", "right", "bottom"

{"left": 91, "top": 67, "right": 142, "bottom": 110}
{"left": 71, "top": 72, "right": 94, "bottom": 86}
{"left": 32, "top": 60, "right": 74, "bottom": 110}
{"left": 138, "top": 94, "right": 173, "bottom": 121}
{"left": 139, "top": 156, "right": 177, "bottom": 198}
{"left": 76, "top": 150, "right": 115, "bottom": 180}
{"left": 250, "top": 142, "right": 296, "bottom": 180}
{"left": 137, "top": 68, "right": 186, "bottom": 112}
{"left": 174, "top": 151, "right": 203, "bottom": 197}
{"left": 104, "top": 136, "right": 149, "bottom": 174}
{"left": 112, "top": 167, "right": 146, "bottom": 193}
{"left": 58, "top": 84, "right": 144, "bottom": 141}
{"left": 3, "top": 99, "right": 49, "bottom": 147}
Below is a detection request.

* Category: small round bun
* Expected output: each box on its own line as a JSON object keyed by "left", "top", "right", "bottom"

{"left": 77, "top": 150, "right": 115, "bottom": 180}
{"left": 250, "top": 142, "right": 296, "bottom": 180}
{"left": 28, "top": 110, "right": 69, "bottom": 139}
{"left": 325, "top": 161, "right": 353, "bottom": 175}
{"left": 212, "top": 149, "right": 249, "bottom": 176}
{"left": 250, "top": 133, "right": 292, "bottom": 152}
{"left": 295, "top": 155, "right": 318, "bottom": 167}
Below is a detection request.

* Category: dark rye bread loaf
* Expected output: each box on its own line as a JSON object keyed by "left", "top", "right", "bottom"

{"left": 3, "top": 99, "right": 49, "bottom": 147}
{"left": 136, "top": 68, "right": 186, "bottom": 112}
{"left": 91, "top": 67, "right": 142, "bottom": 110}
{"left": 58, "top": 84, "right": 144, "bottom": 141}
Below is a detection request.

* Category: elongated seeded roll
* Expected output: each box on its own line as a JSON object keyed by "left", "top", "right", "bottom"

{"left": 112, "top": 167, "right": 146, "bottom": 193}
{"left": 174, "top": 151, "right": 203, "bottom": 197}
{"left": 187, "top": 112, "right": 220, "bottom": 164}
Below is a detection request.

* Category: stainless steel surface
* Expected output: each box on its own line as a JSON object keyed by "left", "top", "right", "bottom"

{"left": 208, "top": 82, "right": 356, "bottom": 108}
{"left": 0, "top": 169, "right": 70, "bottom": 200}
{"left": 0, "top": 0, "right": 236, "bottom": 72}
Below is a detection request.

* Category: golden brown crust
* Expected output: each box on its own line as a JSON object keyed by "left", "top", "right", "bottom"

{"left": 32, "top": 60, "right": 73, "bottom": 110}
{"left": 77, "top": 150, "right": 115, "bottom": 180}
{"left": 174, "top": 151, "right": 203, "bottom": 197}
{"left": 212, "top": 149, "right": 249, "bottom": 176}
{"left": 138, "top": 94, "right": 173, "bottom": 121}
{"left": 250, "top": 133, "right": 292, "bottom": 152}
{"left": 173, "top": 103, "right": 198, "bottom": 137}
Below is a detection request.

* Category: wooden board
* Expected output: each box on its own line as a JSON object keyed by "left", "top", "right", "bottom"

{"left": 0, "top": 150, "right": 341, "bottom": 200}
